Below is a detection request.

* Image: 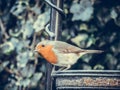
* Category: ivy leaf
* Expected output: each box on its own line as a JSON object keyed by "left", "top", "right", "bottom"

{"left": 70, "top": 0, "right": 94, "bottom": 21}
{"left": 31, "top": 72, "right": 42, "bottom": 86}
{"left": 19, "top": 64, "right": 35, "bottom": 78}
{"left": 0, "top": 61, "right": 9, "bottom": 72}
{"left": 0, "top": 42, "right": 14, "bottom": 55}
{"left": 16, "top": 51, "right": 30, "bottom": 67}
{"left": 33, "top": 10, "right": 50, "bottom": 32}
{"left": 10, "top": 1, "right": 28, "bottom": 19}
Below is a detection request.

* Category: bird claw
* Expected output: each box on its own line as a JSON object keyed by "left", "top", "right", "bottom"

{"left": 55, "top": 65, "right": 71, "bottom": 72}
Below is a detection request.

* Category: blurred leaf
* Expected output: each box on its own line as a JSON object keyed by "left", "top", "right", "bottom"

{"left": 117, "top": 64, "right": 120, "bottom": 70}
{"left": 22, "top": 20, "right": 34, "bottom": 39}
{"left": 0, "top": 42, "right": 14, "bottom": 55}
{"left": 9, "top": 29, "right": 21, "bottom": 37}
{"left": 19, "top": 64, "right": 35, "bottom": 78}
{"left": 10, "top": 1, "right": 28, "bottom": 19}
{"left": 0, "top": 61, "right": 9, "bottom": 72}
{"left": 10, "top": 37, "right": 19, "bottom": 48}
{"left": 81, "top": 54, "right": 92, "bottom": 63}
{"left": 97, "top": 8, "right": 111, "bottom": 27}
{"left": 110, "top": 9, "right": 118, "bottom": 19}
{"left": 33, "top": 10, "right": 50, "bottom": 32}
{"left": 105, "top": 54, "right": 117, "bottom": 69}
{"left": 62, "top": 29, "right": 71, "bottom": 40}
{"left": 71, "top": 34, "right": 88, "bottom": 47}
{"left": 31, "top": 72, "right": 42, "bottom": 86}
{"left": 93, "top": 64, "right": 104, "bottom": 70}
{"left": 40, "top": 64, "right": 46, "bottom": 72}
{"left": 15, "top": 40, "right": 30, "bottom": 53}
{"left": 5, "top": 84, "right": 18, "bottom": 90}
{"left": 70, "top": 0, "right": 94, "bottom": 21}
{"left": 113, "top": 6, "right": 120, "bottom": 26}
{"left": 79, "top": 23, "right": 88, "bottom": 31}
{"left": 31, "top": 6, "right": 41, "bottom": 15}
{"left": 19, "top": 79, "right": 31, "bottom": 87}
{"left": 81, "top": 63, "right": 92, "bottom": 70}
{"left": 71, "top": 34, "right": 95, "bottom": 48}
{"left": 16, "top": 51, "right": 30, "bottom": 67}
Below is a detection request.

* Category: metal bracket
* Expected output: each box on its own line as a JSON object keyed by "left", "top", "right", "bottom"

{"left": 52, "top": 70, "right": 120, "bottom": 89}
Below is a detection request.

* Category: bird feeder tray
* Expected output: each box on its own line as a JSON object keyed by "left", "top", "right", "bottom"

{"left": 52, "top": 70, "right": 120, "bottom": 89}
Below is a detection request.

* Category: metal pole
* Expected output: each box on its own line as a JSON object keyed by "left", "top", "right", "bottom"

{"left": 50, "top": 0, "right": 63, "bottom": 40}
{"left": 45, "top": 0, "right": 63, "bottom": 90}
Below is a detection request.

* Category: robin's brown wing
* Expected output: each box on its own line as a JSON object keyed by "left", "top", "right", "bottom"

{"left": 53, "top": 41, "right": 84, "bottom": 53}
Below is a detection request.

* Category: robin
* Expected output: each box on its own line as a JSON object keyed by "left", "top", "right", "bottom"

{"left": 35, "top": 40, "right": 103, "bottom": 71}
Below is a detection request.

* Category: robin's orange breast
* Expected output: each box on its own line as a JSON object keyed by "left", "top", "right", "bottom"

{"left": 38, "top": 45, "right": 57, "bottom": 64}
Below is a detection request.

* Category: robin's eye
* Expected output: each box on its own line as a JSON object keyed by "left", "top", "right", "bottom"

{"left": 41, "top": 45, "right": 45, "bottom": 47}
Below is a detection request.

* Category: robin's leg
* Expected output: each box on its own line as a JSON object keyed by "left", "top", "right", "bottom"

{"left": 57, "top": 67, "right": 66, "bottom": 71}
{"left": 57, "top": 65, "right": 71, "bottom": 71}
{"left": 52, "top": 64, "right": 71, "bottom": 71}
{"left": 62, "top": 65, "right": 71, "bottom": 71}
{"left": 51, "top": 65, "right": 55, "bottom": 73}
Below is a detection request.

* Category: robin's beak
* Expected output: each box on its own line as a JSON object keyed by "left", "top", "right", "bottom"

{"left": 34, "top": 47, "right": 38, "bottom": 52}
{"left": 34, "top": 47, "right": 40, "bottom": 52}
{"left": 34, "top": 50, "right": 38, "bottom": 52}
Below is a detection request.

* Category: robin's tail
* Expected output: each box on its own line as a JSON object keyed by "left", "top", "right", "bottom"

{"left": 82, "top": 50, "right": 103, "bottom": 54}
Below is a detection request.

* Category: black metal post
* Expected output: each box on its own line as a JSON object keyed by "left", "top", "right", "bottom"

{"left": 45, "top": 0, "right": 63, "bottom": 90}
{"left": 50, "top": 0, "right": 63, "bottom": 40}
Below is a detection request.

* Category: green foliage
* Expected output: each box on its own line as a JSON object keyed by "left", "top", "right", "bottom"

{"left": 70, "top": 0, "right": 94, "bottom": 21}
{"left": 0, "top": 0, "right": 120, "bottom": 90}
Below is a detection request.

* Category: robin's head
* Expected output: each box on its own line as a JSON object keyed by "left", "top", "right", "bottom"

{"left": 35, "top": 40, "right": 58, "bottom": 64}
{"left": 35, "top": 40, "right": 47, "bottom": 51}
{"left": 35, "top": 40, "right": 54, "bottom": 52}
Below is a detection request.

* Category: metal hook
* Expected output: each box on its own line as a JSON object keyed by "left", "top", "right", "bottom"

{"left": 44, "top": 0, "right": 65, "bottom": 17}
{"left": 45, "top": 24, "right": 55, "bottom": 38}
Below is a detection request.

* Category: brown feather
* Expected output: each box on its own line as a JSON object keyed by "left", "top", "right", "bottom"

{"left": 52, "top": 41, "right": 103, "bottom": 54}
{"left": 53, "top": 41, "right": 82, "bottom": 53}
